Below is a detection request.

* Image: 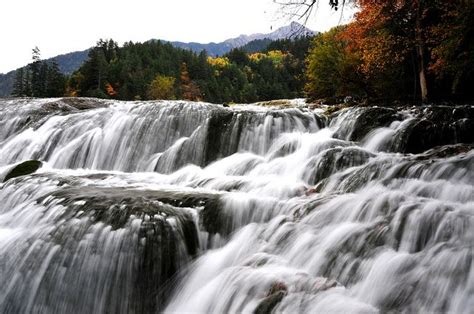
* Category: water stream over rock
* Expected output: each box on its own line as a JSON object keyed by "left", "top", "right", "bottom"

{"left": 0, "top": 98, "right": 473, "bottom": 313}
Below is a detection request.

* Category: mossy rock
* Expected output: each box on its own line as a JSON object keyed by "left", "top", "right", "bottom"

{"left": 3, "top": 160, "right": 43, "bottom": 182}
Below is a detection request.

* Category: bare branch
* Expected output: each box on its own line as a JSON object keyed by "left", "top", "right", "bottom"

{"left": 274, "top": 0, "right": 352, "bottom": 27}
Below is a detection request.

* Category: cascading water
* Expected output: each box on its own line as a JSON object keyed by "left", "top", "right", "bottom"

{"left": 0, "top": 97, "right": 472, "bottom": 313}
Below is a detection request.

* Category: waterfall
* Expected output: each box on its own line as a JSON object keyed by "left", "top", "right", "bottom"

{"left": 0, "top": 98, "right": 472, "bottom": 313}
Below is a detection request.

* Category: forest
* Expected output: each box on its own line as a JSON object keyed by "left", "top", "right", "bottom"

{"left": 12, "top": 0, "right": 474, "bottom": 104}
{"left": 304, "top": 0, "right": 474, "bottom": 102}
{"left": 12, "top": 38, "right": 310, "bottom": 104}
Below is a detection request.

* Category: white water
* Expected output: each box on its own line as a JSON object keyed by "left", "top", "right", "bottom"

{"left": 0, "top": 98, "right": 472, "bottom": 313}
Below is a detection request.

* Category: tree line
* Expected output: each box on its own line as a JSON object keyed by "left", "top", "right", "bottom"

{"left": 12, "top": 47, "right": 66, "bottom": 97}
{"left": 63, "top": 37, "right": 310, "bottom": 103}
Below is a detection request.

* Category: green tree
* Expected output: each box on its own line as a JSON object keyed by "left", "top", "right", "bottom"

{"left": 30, "top": 47, "right": 43, "bottom": 97}
{"left": 46, "top": 60, "right": 66, "bottom": 96}
{"left": 12, "top": 67, "right": 28, "bottom": 97}
{"left": 305, "top": 26, "right": 363, "bottom": 99}
{"left": 147, "top": 75, "right": 176, "bottom": 100}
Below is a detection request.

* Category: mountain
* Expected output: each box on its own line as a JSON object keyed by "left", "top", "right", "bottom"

{"left": 168, "top": 22, "right": 316, "bottom": 56}
{"left": 0, "top": 22, "right": 315, "bottom": 97}
{"left": 240, "top": 38, "right": 274, "bottom": 53}
{"left": 52, "top": 49, "right": 90, "bottom": 75}
{"left": 0, "top": 71, "right": 15, "bottom": 98}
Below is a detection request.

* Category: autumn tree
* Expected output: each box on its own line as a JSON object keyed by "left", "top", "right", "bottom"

{"left": 426, "top": 1, "right": 474, "bottom": 98}
{"left": 341, "top": 1, "right": 419, "bottom": 99}
{"left": 305, "top": 26, "right": 364, "bottom": 99}
{"left": 179, "top": 63, "right": 202, "bottom": 101}
{"left": 279, "top": 0, "right": 474, "bottom": 101}
{"left": 147, "top": 75, "right": 176, "bottom": 100}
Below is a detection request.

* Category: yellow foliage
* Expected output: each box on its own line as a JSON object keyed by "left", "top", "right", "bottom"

{"left": 267, "top": 50, "right": 287, "bottom": 65}
{"left": 207, "top": 56, "right": 230, "bottom": 68}
{"left": 147, "top": 75, "right": 176, "bottom": 100}
{"left": 249, "top": 50, "right": 288, "bottom": 66}
{"left": 249, "top": 52, "right": 267, "bottom": 62}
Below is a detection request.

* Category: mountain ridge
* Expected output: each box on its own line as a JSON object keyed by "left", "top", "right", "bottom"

{"left": 167, "top": 21, "right": 316, "bottom": 56}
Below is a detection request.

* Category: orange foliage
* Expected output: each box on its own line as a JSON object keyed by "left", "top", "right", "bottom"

{"left": 105, "top": 83, "right": 117, "bottom": 97}
{"left": 342, "top": 1, "right": 412, "bottom": 78}
{"left": 180, "top": 63, "right": 202, "bottom": 101}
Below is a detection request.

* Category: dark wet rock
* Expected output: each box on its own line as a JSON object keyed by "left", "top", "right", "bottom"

{"left": 32, "top": 182, "right": 222, "bottom": 312}
{"left": 414, "top": 144, "right": 474, "bottom": 160}
{"left": 317, "top": 222, "right": 390, "bottom": 287}
{"left": 334, "top": 159, "right": 395, "bottom": 193}
{"left": 199, "top": 197, "right": 228, "bottom": 235}
{"left": 204, "top": 110, "right": 237, "bottom": 165}
{"left": 268, "top": 139, "right": 300, "bottom": 159}
{"left": 2, "top": 160, "right": 42, "bottom": 182}
{"left": 330, "top": 105, "right": 473, "bottom": 154}
{"left": 40, "top": 98, "right": 110, "bottom": 113}
{"left": 59, "top": 97, "right": 110, "bottom": 110}
{"left": 333, "top": 107, "right": 400, "bottom": 141}
{"left": 43, "top": 186, "right": 211, "bottom": 239}
{"left": 402, "top": 106, "right": 474, "bottom": 154}
{"left": 151, "top": 106, "right": 324, "bottom": 173}
{"left": 254, "top": 282, "right": 288, "bottom": 314}
{"left": 306, "top": 147, "right": 375, "bottom": 185}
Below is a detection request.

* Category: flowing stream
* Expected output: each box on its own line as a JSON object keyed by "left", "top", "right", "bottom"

{"left": 0, "top": 98, "right": 473, "bottom": 313}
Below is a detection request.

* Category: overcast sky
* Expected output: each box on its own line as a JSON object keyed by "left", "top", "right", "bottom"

{"left": 0, "top": 0, "right": 353, "bottom": 74}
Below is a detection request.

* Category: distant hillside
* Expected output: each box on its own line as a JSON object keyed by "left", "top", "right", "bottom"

{"left": 53, "top": 49, "right": 90, "bottom": 75}
{"left": 0, "top": 71, "right": 15, "bottom": 98}
{"left": 167, "top": 22, "right": 316, "bottom": 56}
{"left": 0, "top": 49, "right": 89, "bottom": 97}
{"left": 241, "top": 39, "right": 274, "bottom": 53}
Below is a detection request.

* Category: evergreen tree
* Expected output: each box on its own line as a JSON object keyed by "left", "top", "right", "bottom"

{"left": 46, "top": 60, "right": 66, "bottom": 97}
{"left": 12, "top": 67, "right": 26, "bottom": 97}
{"left": 30, "top": 46, "right": 43, "bottom": 97}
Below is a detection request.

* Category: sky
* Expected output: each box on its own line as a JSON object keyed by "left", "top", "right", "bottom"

{"left": 0, "top": 0, "right": 354, "bottom": 74}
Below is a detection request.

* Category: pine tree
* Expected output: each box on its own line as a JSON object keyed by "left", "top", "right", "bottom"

{"left": 46, "top": 60, "right": 66, "bottom": 96}
{"left": 30, "top": 46, "right": 43, "bottom": 97}
{"left": 12, "top": 67, "right": 25, "bottom": 97}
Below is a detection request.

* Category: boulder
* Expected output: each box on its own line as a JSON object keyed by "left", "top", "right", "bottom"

{"left": 2, "top": 160, "right": 43, "bottom": 182}
{"left": 306, "top": 147, "right": 375, "bottom": 185}
{"left": 254, "top": 282, "right": 288, "bottom": 314}
{"left": 401, "top": 106, "right": 474, "bottom": 154}
{"left": 333, "top": 107, "right": 400, "bottom": 141}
